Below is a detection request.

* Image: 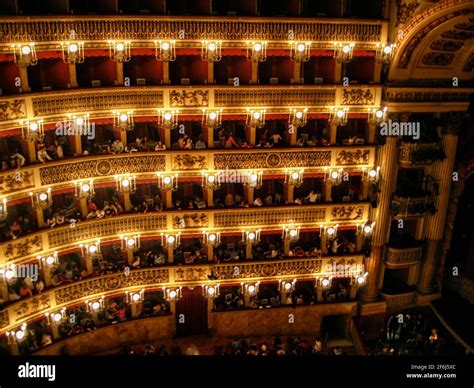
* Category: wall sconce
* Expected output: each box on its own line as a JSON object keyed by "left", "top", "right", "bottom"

{"left": 246, "top": 41, "right": 267, "bottom": 62}
{"left": 12, "top": 43, "right": 37, "bottom": 67}
{"left": 201, "top": 41, "right": 222, "bottom": 62}
{"left": 202, "top": 109, "right": 222, "bottom": 129}
{"left": 203, "top": 231, "right": 221, "bottom": 247}
{"left": 317, "top": 277, "right": 332, "bottom": 288}
{"left": 113, "top": 110, "right": 134, "bottom": 131}
{"left": 157, "top": 173, "right": 178, "bottom": 192}
{"left": 279, "top": 279, "right": 296, "bottom": 293}
{"left": 203, "top": 284, "right": 220, "bottom": 298}
{"left": 80, "top": 240, "right": 101, "bottom": 257}
{"left": 164, "top": 287, "right": 182, "bottom": 301}
{"left": 126, "top": 289, "right": 145, "bottom": 304}
{"left": 75, "top": 180, "right": 95, "bottom": 198}
{"left": 61, "top": 41, "right": 85, "bottom": 64}
{"left": 290, "top": 41, "right": 311, "bottom": 62}
{"left": 0, "top": 198, "right": 8, "bottom": 221}
{"left": 29, "top": 188, "right": 53, "bottom": 209}
{"left": 368, "top": 107, "right": 387, "bottom": 125}
{"left": 45, "top": 309, "right": 67, "bottom": 327}
{"left": 362, "top": 166, "right": 381, "bottom": 184}
{"left": 120, "top": 235, "right": 140, "bottom": 252}
{"left": 161, "top": 232, "right": 181, "bottom": 248}
{"left": 154, "top": 40, "right": 176, "bottom": 62}
{"left": 357, "top": 222, "right": 375, "bottom": 238}
{"left": 201, "top": 172, "right": 221, "bottom": 191}
{"left": 157, "top": 109, "right": 179, "bottom": 130}
{"left": 355, "top": 272, "right": 368, "bottom": 286}
{"left": 20, "top": 119, "right": 44, "bottom": 142}
{"left": 86, "top": 297, "right": 105, "bottom": 313}
{"left": 115, "top": 175, "right": 136, "bottom": 194}
{"left": 329, "top": 107, "right": 348, "bottom": 126}
{"left": 284, "top": 169, "right": 304, "bottom": 187}
{"left": 38, "top": 252, "right": 59, "bottom": 268}
{"left": 334, "top": 43, "right": 355, "bottom": 63}
{"left": 0, "top": 265, "right": 15, "bottom": 282}
{"left": 241, "top": 229, "right": 261, "bottom": 245}
{"left": 65, "top": 113, "right": 90, "bottom": 134}
{"left": 242, "top": 282, "right": 260, "bottom": 296}
{"left": 282, "top": 225, "right": 300, "bottom": 242}
{"left": 320, "top": 224, "right": 339, "bottom": 240}
{"left": 289, "top": 108, "right": 308, "bottom": 128}
{"left": 324, "top": 168, "right": 343, "bottom": 186}
{"left": 376, "top": 43, "right": 395, "bottom": 64}
{"left": 108, "top": 40, "right": 131, "bottom": 62}
{"left": 243, "top": 170, "right": 263, "bottom": 189}
{"left": 246, "top": 109, "right": 266, "bottom": 128}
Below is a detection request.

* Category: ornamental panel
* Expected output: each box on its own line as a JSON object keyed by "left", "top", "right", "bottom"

{"left": 0, "top": 99, "right": 26, "bottom": 121}
{"left": 12, "top": 294, "right": 52, "bottom": 323}
{"left": 3, "top": 235, "right": 43, "bottom": 260}
{"left": 0, "top": 170, "right": 35, "bottom": 194}
{"left": 335, "top": 149, "right": 370, "bottom": 165}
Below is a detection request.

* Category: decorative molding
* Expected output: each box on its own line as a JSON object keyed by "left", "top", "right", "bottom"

{"left": 386, "top": 88, "right": 473, "bottom": 103}
{"left": 0, "top": 17, "right": 384, "bottom": 44}
{"left": 421, "top": 52, "right": 455, "bottom": 66}
{"left": 170, "top": 90, "right": 208, "bottom": 107}
{"left": 385, "top": 245, "right": 423, "bottom": 266}
{"left": 429, "top": 39, "right": 464, "bottom": 52}
{"left": 396, "top": 0, "right": 421, "bottom": 26}
{"left": 0, "top": 99, "right": 26, "bottom": 121}
{"left": 4, "top": 235, "right": 43, "bottom": 260}
{"left": 335, "top": 150, "right": 370, "bottom": 165}
{"left": 13, "top": 294, "right": 51, "bottom": 323}
{"left": 330, "top": 206, "right": 364, "bottom": 221}
{"left": 341, "top": 89, "right": 375, "bottom": 105}
{"left": 0, "top": 170, "right": 34, "bottom": 194}
{"left": 173, "top": 154, "right": 207, "bottom": 170}
{"left": 174, "top": 213, "right": 208, "bottom": 228}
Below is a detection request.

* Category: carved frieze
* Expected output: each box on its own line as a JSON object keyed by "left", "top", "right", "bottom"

{"left": 4, "top": 235, "right": 43, "bottom": 260}
{"left": 335, "top": 150, "right": 370, "bottom": 165}
{"left": 174, "top": 213, "right": 208, "bottom": 228}
{"left": 0, "top": 99, "right": 26, "bottom": 121}
{"left": 173, "top": 154, "right": 207, "bottom": 170}
{"left": 421, "top": 52, "right": 455, "bottom": 66}
{"left": 341, "top": 89, "right": 374, "bottom": 105}
{"left": 0, "top": 170, "right": 34, "bottom": 194}
{"left": 331, "top": 206, "right": 364, "bottom": 221}
{"left": 13, "top": 294, "right": 51, "bottom": 322}
{"left": 170, "top": 90, "right": 208, "bottom": 107}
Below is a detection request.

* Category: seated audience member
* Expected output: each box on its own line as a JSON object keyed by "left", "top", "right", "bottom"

{"left": 155, "top": 141, "right": 166, "bottom": 151}
{"left": 37, "top": 145, "right": 53, "bottom": 163}
{"left": 195, "top": 139, "right": 206, "bottom": 149}
{"left": 111, "top": 139, "right": 124, "bottom": 154}
{"left": 10, "top": 150, "right": 26, "bottom": 168}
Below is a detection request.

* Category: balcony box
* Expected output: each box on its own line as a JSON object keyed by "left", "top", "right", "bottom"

{"left": 399, "top": 142, "right": 446, "bottom": 167}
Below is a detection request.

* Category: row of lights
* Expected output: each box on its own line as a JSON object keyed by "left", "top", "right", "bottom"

{"left": 11, "top": 40, "right": 396, "bottom": 67}
{"left": 19, "top": 106, "right": 388, "bottom": 141}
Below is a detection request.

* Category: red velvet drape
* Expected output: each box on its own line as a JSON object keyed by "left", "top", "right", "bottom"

{"left": 175, "top": 286, "right": 208, "bottom": 337}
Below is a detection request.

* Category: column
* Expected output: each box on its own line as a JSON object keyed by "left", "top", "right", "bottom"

{"left": 116, "top": 62, "right": 124, "bottom": 86}
{"left": 69, "top": 135, "right": 82, "bottom": 156}
{"left": 68, "top": 64, "right": 78, "bottom": 88}
{"left": 361, "top": 179, "right": 370, "bottom": 200}
{"left": 203, "top": 124, "right": 214, "bottom": 148}
{"left": 125, "top": 250, "right": 134, "bottom": 266}
{"left": 250, "top": 62, "right": 258, "bottom": 84}
{"left": 85, "top": 254, "right": 94, "bottom": 275}
{"left": 245, "top": 241, "right": 253, "bottom": 260}
{"left": 19, "top": 66, "right": 30, "bottom": 92}
{"left": 130, "top": 302, "right": 140, "bottom": 318}
{"left": 207, "top": 62, "right": 214, "bottom": 84}
{"left": 207, "top": 298, "right": 214, "bottom": 333}
{"left": 283, "top": 238, "right": 290, "bottom": 256}
{"left": 204, "top": 188, "right": 213, "bottom": 208}
{"left": 206, "top": 243, "right": 214, "bottom": 262}
{"left": 77, "top": 197, "right": 88, "bottom": 218}
{"left": 293, "top": 62, "right": 302, "bottom": 84}
{"left": 121, "top": 192, "right": 132, "bottom": 212}
{"left": 163, "top": 62, "right": 170, "bottom": 84}
{"left": 33, "top": 207, "right": 45, "bottom": 228}
{"left": 368, "top": 122, "right": 377, "bottom": 144}
{"left": 321, "top": 234, "right": 328, "bottom": 255}
{"left": 417, "top": 120, "right": 460, "bottom": 294}
{"left": 284, "top": 184, "right": 294, "bottom": 204}
{"left": 361, "top": 135, "right": 398, "bottom": 302}
{"left": 42, "top": 264, "right": 53, "bottom": 287}
{"left": 0, "top": 277, "right": 9, "bottom": 302}
{"left": 324, "top": 181, "right": 332, "bottom": 203}
{"left": 167, "top": 246, "right": 174, "bottom": 264}
{"left": 22, "top": 140, "right": 37, "bottom": 163}
{"left": 334, "top": 61, "right": 342, "bottom": 83}
{"left": 114, "top": 129, "right": 127, "bottom": 147}
{"left": 159, "top": 127, "right": 171, "bottom": 149}
{"left": 328, "top": 123, "right": 338, "bottom": 145}
{"left": 244, "top": 186, "right": 254, "bottom": 205}
{"left": 246, "top": 124, "right": 257, "bottom": 147}
{"left": 162, "top": 190, "right": 173, "bottom": 209}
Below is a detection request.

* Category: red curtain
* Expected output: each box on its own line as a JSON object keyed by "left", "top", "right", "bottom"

{"left": 175, "top": 286, "right": 208, "bottom": 337}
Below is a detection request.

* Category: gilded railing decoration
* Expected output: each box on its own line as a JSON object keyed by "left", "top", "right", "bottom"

{"left": 4, "top": 236, "right": 43, "bottom": 260}
{"left": 0, "top": 17, "right": 384, "bottom": 44}
{"left": 0, "top": 310, "right": 9, "bottom": 330}
{"left": 0, "top": 99, "right": 26, "bottom": 121}
{"left": 385, "top": 245, "right": 423, "bottom": 266}
{"left": 382, "top": 292, "right": 416, "bottom": 309}
{"left": 13, "top": 294, "right": 52, "bottom": 322}
{"left": 214, "top": 88, "right": 335, "bottom": 107}
{"left": 0, "top": 169, "right": 34, "bottom": 194}
{"left": 331, "top": 206, "right": 364, "bottom": 221}
{"left": 170, "top": 90, "right": 208, "bottom": 107}
{"left": 55, "top": 268, "right": 170, "bottom": 305}
{"left": 40, "top": 155, "right": 166, "bottom": 185}
{"left": 214, "top": 151, "right": 332, "bottom": 170}
{"left": 173, "top": 154, "right": 208, "bottom": 170}
{"left": 341, "top": 89, "right": 375, "bottom": 105}
{"left": 47, "top": 214, "right": 168, "bottom": 247}
{"left": 174, "top": 213, "right": 208, "bottom": 228}
{"left": 335, "top": 150, "right": 370, "bottom": 165}
{"left": 386, "top": 87, "right": 474, "bottom": 103}
{"left": 32, "top": 89, "right": 164, "bottom": 116}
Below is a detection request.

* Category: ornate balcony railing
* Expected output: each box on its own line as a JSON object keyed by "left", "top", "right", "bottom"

{"left": 0, "top": 203, "right": 370, "bottom": 263}
{"left": 0, "top": 85, "right": 383, "bottom": 129}
{"left": 399, "top": 142, "right": 445, "bottom": 167}
{"left": 385, "top": 245, "right": 423, "bottom": 267}
{"left": 0, "top": 147, "right": 376, "bottom": 197}
{"left": 391, "top": 195, "right": 434, "bottom": 218}
{"left": 381, "top": 291, "right": 416, "bottom": 310}
{"left": 0, "top": 16, "right": 386, "bottom": 45}
{"left": 0, "top": 254, "right": 364, "bottom": 333}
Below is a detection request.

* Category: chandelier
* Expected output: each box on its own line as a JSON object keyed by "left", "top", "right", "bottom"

{"left": 154, "top": 40, "right": 176, "bottom": 62}
{"left": 80, "top": 240, "right": 101, "bottom": 257}
{"left": 75, "top": 180, "right": 95, "bottom": 198}
{"left": 20, "top": 119, "right": 44, "bottom": 142}
{"left": 241, "top": 229, "right": 261, "bottom": 245}
{"left": 29, "top": 188, "right": 53, "bottom": 209}
{"left": 120, "top": 235, "right": 140, "bottom": 252}
{"left": 115, "top": 175, "right": 136, "bottom": 194}
{"left": 320, "top": 224, "right": 339, "bottom": 240}
{"left": 329, "top": 107, "right": 349, "bottom": 126}
{"left": 279, "top": 279, "right": 296, "bottom": 293}
{"left": 161, "top": 232, "right": 181, "bottom": 248}
{"left": 282, "top": 225, "right": 300, "bottom": 242}
{"left": 284, "top": 169, "right": 304, "bottom": 187}
{"left": 246, "top": 41, "right": 267, "bottom": 62}
{"left": 201, "top": 41, "right": 222, "bottom": 62}
{"left": 362, "top": 166, "right": 381, "bottom": 184}
{"left": 368, "top": 107, "right": 387, "bottom": 125}
{"left": 203, "top": 231, "right": 221, "bottom": 247}
{"left": 38, "top": 252, "right": 59, "bottom": 267}
{"left": 244, "top": 170, "right": 263, "bottom": 189}
{"left": 246, "top": 109, "right": 266, "bottom": 128}
{"left": 12, "top": 43, "right": 37, "bottom": 67}
{"left": 158, "top": 109, "right": 179, "bottom": 130}
{"left": 0, "top": 198, "right": 7, "bottom": 221}
{"left": 65, "top": 113, "right": 90, "bottom": 135}
{"left": 61, "top": 41, "right": 85, "bottom": 64}
{"left": 242, "top": 282, "right": 260, "bottom": 296}
{"left": 202, "top": 109, "right": 222, "bottom": 129}
{"left": 290, "top": 41, "right": 311, "bottom": 62}
{"left": 108, "top": 40, "right": 131, "bottom": 62}
{"left": 201, "top": 172, "right": 221, "bottom": 191}
{"left": 376, "top": 43, "right": 396, "bottom": 64}
{"left": 203, "top": 284, "right": 220, "bottom": 298}
{"left": 325, "top": 168, "right": 344, "bottom": 186}
{"left": 113, "top": 110, "right": 134, "bottom": 131}
{"left": 334, "top": 43, "right": 355, "bottom": 63}
{"left": 357, "top": 222, "right": 375, "bottom": 238}
{"left": 157, "top": 173, "right": 178, "bottom": 191}
{"left": 126, "top": 290, "right": 145, "bottom": 304}
{"left": 164, "top": 287, "right": 182, "bottom": 301}
{"left": 289, "top": 108, "right": 308, "bottom": 128}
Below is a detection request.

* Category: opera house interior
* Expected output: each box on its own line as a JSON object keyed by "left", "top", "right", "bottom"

{"left": 0, "top": 0, "right": 472, "bottom": 366}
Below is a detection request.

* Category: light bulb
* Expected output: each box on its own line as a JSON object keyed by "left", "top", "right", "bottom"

{"left": 342, "top": 45, "right": 351, "bottom": 54}
{"left": 161, "top": 42, "right": 170, "bottom": 51}
{"left": 336, "top": 109, "right": 345, "bottom": 118}
{"left": 53, "top": 313, "right": 62, "bottom": 322}
{"left": 297, "top": 43, "right": 305, "bottom": 52}
{"left": 88, "top": 245, "right": 97, "bottom": 254}
{"left": 169, "top": 290, "right": 177, "bottom": 299}
{"left": 369, "top": 169, "right": 377, "bottom": 178}
{"left": 5, "top": 269, "right": 14, "bottom": 280}
{"left": 21, "top": 45, "right": 31, "bottom": 55}
{"left": 76, "top": 117, "right": 84, "bottom": 126}
{"left": 16, "top": 330, "right": 25, "bottom": 340}
{"left": 357, "top": 276, "right": 365, "bottom": 285}
{"left": 46, "top": 256, "right": 55, "bottom": 265}
{"left": 209, "top": 112, "right": 217, "bottom": 120}
{"left": 116, "top": 43, "right": 125, "bottom": 51}
{"left": 29, "top": 123, "right": 38, "bottom": 131}
{"left": 291, "top": 172, "right": 299, "bottom": 180}
{"left": 208, "top": 43, "right": 216, "bottom": 51}
{"left": 167, "top": 236, "right": 175, "bottom": 244}
{"left": 92, "top": 301, "right": 100, "bottom": 310}
{"left": 327, "top": 227, "right": 335, "bottom": 236}
{"left": 207, "top": 287, "right": 215, "bottom": 296}
{"left": 164, "top": 112, "right": 172, "bottom": 121}
{"left": 284, "top": 282, "right": 292, "bottom": 290}
{"left": 364, "top": 225, "right": 372, "bottom": 234}
{"left": 254, "top": 43, "right": 262, "bottom": 52}
{"left": 248, "top": 285, "right": 255, "bottom": 293}
{"left": 39, "top": 193, "right": 48, "bottom": 201}
{"left": 163, "top": 176, "right": 171, "bottom": 185}
{"left": 122, "top": 179, "right": 130, "bottom": 187}
{"left": 82, "top": 183, "right": 90, "bottom": 193}
{"left": 127, "top": 238, "right": 135, "bottom": 247}
{"left": 295, "top": 111, "right": 303, "bottom": 119}
{"left": 331, "top": 171, "right": 339, "bottom": 179}
{"left": 289, "top": 229, "right": 298, "bottom": 238}
{"left": 250, "top": 173, "right": 258, "bottom": 182}
{"left": 383, "top": 45, "right": 392, "bottom": 55}
{"left": 322, "top": 278, "right": 330, "bottom": 287}
{"left": 208, "top": 233, "right": 216, "bottom": 242}
{"left": 253, "top": 111, "right": 261, "bottom": 120}
{"left": 248, "top": 232, "right": 256, "bottom": 240}
{"left": 132, "top": 293, "right": 140, "bottom": 302}
{"left": 119, "top": 114, "right": 128, "bottom": 122}
{"left": 69, "top": 43, "right": 78, "bottom": 53}
{"left": 208, "top": 175, "right": 215, "bottom": 183}
{"left": 375, "top": 109, "right": 384, "bottom": 119}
